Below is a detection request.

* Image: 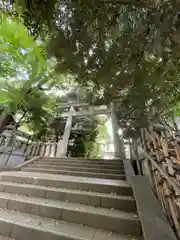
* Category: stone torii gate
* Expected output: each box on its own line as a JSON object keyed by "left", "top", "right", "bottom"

{"left": 56, "top": 102, "right": 126, "bottom": 159}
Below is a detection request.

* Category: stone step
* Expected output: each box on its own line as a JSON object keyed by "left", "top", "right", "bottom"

{"left": 0, "top": 236, "right": 14, "bottom": 240}
{"left": 28, "top": 163, "right": 125, "bottom": 174}
{"left": 39, "top": 159, "right": 124, "bottom": 166}
{"left": 37, "top": 161, "right": 123, "bottom": 170}
{"left": 0, "top": 192, "right": 141, "bottom": 236}
{"left": 0, "top": 208, "right": 142, "bottom": 240}
{"left": 41, "top": 157, "right": 123, "bottom": 165}
{"left": 0, "top": 171, "right": 132, "bottom": 195}
{"left": 22, "top": 167, "right": 125, "bottom": 180}
{"left": 0, "top": 181, "right": 136, "bottom": 212}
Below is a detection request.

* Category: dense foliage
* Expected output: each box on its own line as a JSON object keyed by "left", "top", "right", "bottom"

{"left": 0, "top": 12, "right": 55, "bottom": 121}
{"left": 2, "top": 0, "right": 180, "bottom": 136}
{"left": 68, "top": 116, "right": 110, "bottom": 158}
{"left": 68, "top": 119, "right": 99, "bottom": 158}
{"left": 0, "top": 13, "right": 102, "bottom": 156}
{"left": 2, "top": 0, "right": 180, "bottom": 140}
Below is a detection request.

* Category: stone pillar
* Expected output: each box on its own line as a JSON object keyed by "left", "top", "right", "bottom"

{"left": 111, "top": 102, "right": 126, "bottom": 159}
{"left": 0, "top": 125, "right": 16, "bottom": 167}
{"left": 56, "top": 106, "right": 74, "bottom": 157}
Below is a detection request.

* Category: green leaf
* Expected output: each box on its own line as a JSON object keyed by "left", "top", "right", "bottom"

{"left": 0, "top": 91, "right": 11, "bottom": 103}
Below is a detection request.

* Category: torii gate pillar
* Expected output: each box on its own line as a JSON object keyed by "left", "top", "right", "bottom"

{"left": 56, "top": 106, "right": 74, "bottom": 157}
{"left": 111, "top": 102, "right": 126, "bottom": 159}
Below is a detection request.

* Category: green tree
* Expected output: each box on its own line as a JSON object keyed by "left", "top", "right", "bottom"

{"left": 0, "top": 13, "right": 56, "bottom": 133}
{"left": 3, "top": 2, "right": 180, "bottom": 136}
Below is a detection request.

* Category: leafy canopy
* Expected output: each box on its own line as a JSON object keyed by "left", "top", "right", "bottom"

{"left": 0, "top": 12, "right": 58, "bottom": 137}
{"left": 2, "top": 1, "right": 180, "bottom": 137}
{"left": 6, "top": 1, "right": 180, "bottom": 135}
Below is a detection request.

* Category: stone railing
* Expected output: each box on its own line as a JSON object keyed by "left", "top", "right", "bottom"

{"left": 0, "top": 126, "right": 57, "bottom": 167}
{"left": 34, "top": 142, "right": 57, "bottom": 157}
{"left": 140, "top": 128, "right": 180, "bottom": 238}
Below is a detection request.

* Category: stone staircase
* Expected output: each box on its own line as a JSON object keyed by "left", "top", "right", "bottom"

{"left": 0, "top": 157, "right": 143, "bottom": 240}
